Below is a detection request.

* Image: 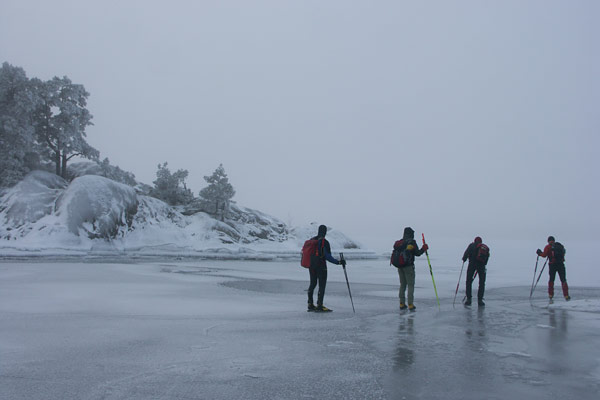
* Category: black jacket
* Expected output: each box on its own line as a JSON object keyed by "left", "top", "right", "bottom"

{"left": 394, "top": 237, "right": 426, "bottom": 267}
{"left": 463, "top": 242, "right": 489, "bottom": 266}
{"left": 310, "top": 236, "right": 338, "bottom": 268}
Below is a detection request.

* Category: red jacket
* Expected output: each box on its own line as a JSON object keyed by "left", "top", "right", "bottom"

{"left": 538, "top": 243, "right": 553, "bottom": 259}
{"left": 539, "top": 242, "right": 564, "bottom": 264}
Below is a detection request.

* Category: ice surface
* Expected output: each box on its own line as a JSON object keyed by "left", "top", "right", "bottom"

{"left": 1, "top": 259, "right": 598, "bottom": 400}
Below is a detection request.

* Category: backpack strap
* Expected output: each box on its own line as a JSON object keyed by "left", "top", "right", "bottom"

{"left": 317, "top": 238, "right": 326, "bottom": 258}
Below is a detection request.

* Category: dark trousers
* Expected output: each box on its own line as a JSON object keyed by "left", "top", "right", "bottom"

{"left": 548, "top": 262, "right": 566, "bottom": 283}
{"left": 548, "top": 262, "right": 568, "bottom": 297}
{"left": 308, "top": 266, "right": 327, "bottom": 306}
{"left": 466, "top": 262, "right": 486, "bottom": 300}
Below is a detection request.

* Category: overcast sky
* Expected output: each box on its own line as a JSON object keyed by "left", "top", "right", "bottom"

{"left": 1, "top": 0, "right": 598, "bottom": 251}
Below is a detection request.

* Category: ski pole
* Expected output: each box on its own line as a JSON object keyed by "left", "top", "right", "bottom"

{"left": 453, "top": 261, "right": 466, "bottom": 308}
{"left": 422, "top": 234, "right": 440, "bottom": 309}
{"left": 339, "top": 253, "right": 355, "bottom": 313}
{"left": 531, "top": 258, "right": 548, "bottom": 296}
{"left": 529, "top": 255, "right": 540, "bottom": 298}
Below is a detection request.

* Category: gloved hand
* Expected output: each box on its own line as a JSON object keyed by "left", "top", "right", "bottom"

{"left": 422, "top": 244, "right": 429, "bottom": 252}
{"left": 340, "top": 259, "right": 347, "bottom": 267}
{"left": 536, "top": 249, "right": 542, "bottom": 256}
{"left": 462, "top": 257, "right": 467, "bottom": 263}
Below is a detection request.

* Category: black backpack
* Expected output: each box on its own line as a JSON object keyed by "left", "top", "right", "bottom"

{"left": 390, "top": 240, "right": 415, "bottom": 268}
{"left": 551, "top": 242, "right": 565, "bottom": 263}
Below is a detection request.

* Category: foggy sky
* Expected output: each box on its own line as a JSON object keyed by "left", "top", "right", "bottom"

{"left": 1, "top": 0, "right": 598, "bottom": 252}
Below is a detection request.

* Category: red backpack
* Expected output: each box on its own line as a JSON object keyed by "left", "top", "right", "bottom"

{"left": 475, "top": 243, "right": 490, "bottom": 264}
{"left": 301, "top": 239, "right": 320, "bottom": 268}
{"left": 390, "top": 240, "right": 412, "bottom": 268}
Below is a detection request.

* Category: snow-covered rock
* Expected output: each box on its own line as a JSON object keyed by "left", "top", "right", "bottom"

{"left": 0, "top": 171, "right": 370, "bottom": 257}
{"left": 225, "top": 204, "right": 289, "bottom": 243}
{"left": 55, "top": 175, "right": 138, "bottom": 239}
{"left": 68, "top": 160, "right": 103, "bottom": 178}
{"left": 291, "top": 222, "right": 361, "bottom": 250}
{"left": 0, "top": 171, "right": 67, "bottom": 239}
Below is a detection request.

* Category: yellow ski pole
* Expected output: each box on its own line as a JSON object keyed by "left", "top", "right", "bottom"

{"left": 422, "top": 233, "right": 440, "bottom": 309}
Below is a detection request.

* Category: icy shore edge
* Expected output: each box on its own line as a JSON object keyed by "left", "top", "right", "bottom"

{"left": 0, "top": 248, "right": 378, "bottom": 262}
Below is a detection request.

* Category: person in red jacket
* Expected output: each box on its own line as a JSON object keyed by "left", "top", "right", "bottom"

{"left": 536, "top": 236, "right": 570, "bottom": 302}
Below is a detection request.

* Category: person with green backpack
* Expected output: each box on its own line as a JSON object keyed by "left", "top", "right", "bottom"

{"left": 537, "top": 236, "right": 570, "bottom": 302}
{"left": 390, "top": 227, "right": 428, "bottom": 311}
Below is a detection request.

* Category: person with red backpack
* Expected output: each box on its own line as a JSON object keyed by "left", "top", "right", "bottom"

{"left": 536, "top": 236, "right": 570, "bottom": 302}
{"left": 302, "top": 225, "right": 345, "bottom": 312}
{"left": 462, "top": 236, "right": 490, "bottom": 306}
{"left": 391, "top": 227, "right": 428, "bottom": 311}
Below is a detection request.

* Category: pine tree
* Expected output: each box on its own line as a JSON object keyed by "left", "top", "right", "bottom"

{"left": 0, "top": 63, "right": 39, "bottom": 187}
{"left": 99, "top": 158, "right": 137, "bottom": 186}
{"left": 150, "top": 162, "right": 194, "bottom": 206}
{"left": 0, "top": 63, "right": 100, "bottom": 186}
{"left": 199, "top": 164, "right": 235, "bottom": 221}
{"left": 32, "top": 76, "right": 98, "bottom": 178}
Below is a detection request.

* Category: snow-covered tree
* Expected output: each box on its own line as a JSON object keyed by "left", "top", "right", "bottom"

{"left": 199, "top": 164, "right": 235, "bottom": 220}
{"left": 0, "top": 63, "right": 39, "bottom": 187}
{"left": 150, "top": 162, "right": 194, "bottom": 206}
{"left": 33, "top": 76, "right": 98, "bottom": 178}
{"left": 0, "top": 63, "right": 100, "bottom": 186}
{"left": 98, "top": 158, "right": 137, "bottom": 187}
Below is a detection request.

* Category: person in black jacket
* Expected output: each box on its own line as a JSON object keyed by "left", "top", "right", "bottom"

{"left": 307, "top": 225, "right": 345, "bottom": 312}
{"left": 462, "top": 236, "right": 490, "bottom": 306}
{"left": 394, "top": 227, "right": 428, "bottom": 311}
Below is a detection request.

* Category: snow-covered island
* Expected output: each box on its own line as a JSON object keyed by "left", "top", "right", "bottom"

{"left": 0, "top": 167, "right": 373, "bottom": 260}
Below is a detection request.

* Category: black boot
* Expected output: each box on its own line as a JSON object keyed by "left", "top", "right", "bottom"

{"left": 464, "top": 298, "right": 472, "bottom": 306}
{"left": 478, "top": 299, "right": 485, "bottom": 307}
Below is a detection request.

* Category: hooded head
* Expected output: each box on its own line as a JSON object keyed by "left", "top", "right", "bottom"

{"left": 317, "top": 225, "right": 327, "bottom": 238}
{"left": 403, "top": 227, "right": 415, "bottom": 239}
{"left": 474, "top": 236, "right": 482, "bottom": 244}
{"left": 547, "top": 236, "right": 555, "bottom": 243}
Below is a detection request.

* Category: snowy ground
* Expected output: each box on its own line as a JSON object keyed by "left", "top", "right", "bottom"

{"left": 1, "top": 258, "right": 599, "bottom": 400}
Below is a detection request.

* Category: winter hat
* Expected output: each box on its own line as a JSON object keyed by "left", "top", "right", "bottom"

{"left": 474, "top": 236, "right": 482, "bottom": 244}
{"left": 403, "top": 227, "right": 415, "bottom": 239}
{"left": 318, "top": 225, "right": 328, "bottom": 238}
{"left": 547, "top": 236, "right": 555, "bottom": 243}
